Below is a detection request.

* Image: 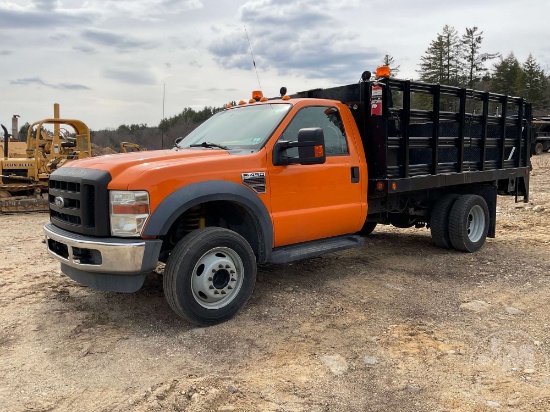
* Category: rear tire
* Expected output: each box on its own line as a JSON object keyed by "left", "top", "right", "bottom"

{"left": 535, "top": 142, "right": 543, "bottom": 155}
{"left": 430, "top": 194, "right": 459, "bottom": 249}
{"left": 164, "top": 227, "right": 257, "bottom": 326}
{"left": 358, "top": 221, "right": 377, "bottom": 236}
{"left": 448, "top": 195, "right": 489, "bottom": 252}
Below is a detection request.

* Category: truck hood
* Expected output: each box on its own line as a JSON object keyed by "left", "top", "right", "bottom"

{"left": 67, "top": 148, "right": 231, "bottom": 176}
{"left": 64, "top": 147, "right": 265, "bottom": 193}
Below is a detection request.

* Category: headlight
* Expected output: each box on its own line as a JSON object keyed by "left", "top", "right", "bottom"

{"left": 110, "top": 190, "right": 150, "bottom": 237}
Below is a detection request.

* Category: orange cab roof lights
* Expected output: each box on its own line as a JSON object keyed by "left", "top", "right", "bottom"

{"left": 376, "top": 65, "right": 391, "bottom": 78}
{"left": 252, "top": 90, "right": 263, "bottom": 101}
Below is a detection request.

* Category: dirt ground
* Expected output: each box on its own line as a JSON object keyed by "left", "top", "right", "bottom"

{"left": 1, "top": 154, "right": 549, "bottom": 412}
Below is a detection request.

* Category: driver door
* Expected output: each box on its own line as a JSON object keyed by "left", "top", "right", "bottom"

{"left": 268, "top": 105, "right": 364, "bottom": 247}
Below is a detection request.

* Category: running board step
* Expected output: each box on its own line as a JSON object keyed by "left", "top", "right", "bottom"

{"left": 269, "top": 235, "right": 364, "bottom": 264}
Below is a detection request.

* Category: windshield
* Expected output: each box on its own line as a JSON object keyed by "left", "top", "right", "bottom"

{"left": 177, "top": 103, "right": 291, "bottom": 151}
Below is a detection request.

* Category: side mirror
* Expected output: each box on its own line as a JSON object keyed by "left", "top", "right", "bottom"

{"left": 273, "top": 127, "right": 326, "bottom": 166}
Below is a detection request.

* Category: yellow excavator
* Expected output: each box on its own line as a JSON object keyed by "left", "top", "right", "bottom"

{"left": 0, "top": 104, "right": 92, "bottom": 213}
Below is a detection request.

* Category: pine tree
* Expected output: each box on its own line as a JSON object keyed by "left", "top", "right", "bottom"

{"left": 491, "top": 53, "right": 522, "bottom": 96}
{"left": 418, "top": 33, "right": 445, "bottom": 83}
{"left": 418, "top": 25, "right": 462, "bottom": 86}
{"left": 18, "top": 122, "right": 30, "bottom": 141}
{"left": 382, "top": 54, "right": 400, "bottom": 77}
{"left": 461, "top": 27, "right": 499, "bottom": 89}
{"left": 519, "top": 54, "right": 549, "bottom": 108}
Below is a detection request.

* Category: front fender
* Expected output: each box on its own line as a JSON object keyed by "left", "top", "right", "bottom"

{"left": 142, "top": 180, "right": 273, "bottom": 262}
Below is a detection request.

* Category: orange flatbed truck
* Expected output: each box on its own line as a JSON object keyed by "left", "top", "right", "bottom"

{"left": 44, "top": 69, "right": 532, "bottom": 325}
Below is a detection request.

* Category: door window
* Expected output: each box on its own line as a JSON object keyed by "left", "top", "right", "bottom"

{"left": 280, "top": 106, "right": 349, "bottom": 156}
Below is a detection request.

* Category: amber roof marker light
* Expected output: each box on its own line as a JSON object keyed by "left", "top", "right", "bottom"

{"left": 375, "top": 65, "right": 391, "bottom": 79}
{"left": 252, "top": 90, "right": 263, "bottom": 101}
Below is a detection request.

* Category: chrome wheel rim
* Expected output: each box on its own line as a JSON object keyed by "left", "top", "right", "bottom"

{"left": 467, "top": 205, "right": 485, "bottom": 243}
{"left": 191, "top": 247, "right": 244, "bottom": 309}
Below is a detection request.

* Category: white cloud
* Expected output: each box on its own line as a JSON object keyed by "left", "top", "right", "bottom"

{"left": 208, "top": 0, "right": 379, "bottom": 83}
{"left": 103, "top": 69, "right": 157, "bottom": 86}
{"left": 0, "top": 0, "right": 549, "bottom": 131}
{"left": 10, "top": 77, "right": 90, "bottom": 90}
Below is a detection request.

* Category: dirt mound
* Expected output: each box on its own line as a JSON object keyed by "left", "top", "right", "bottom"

{"left": 91, "top": 143, "right": 118, "bottom": 156}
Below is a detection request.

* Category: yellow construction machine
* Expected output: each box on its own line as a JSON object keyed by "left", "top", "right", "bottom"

{"left": 0, "top": 104, "right": 92, "bottom": 213}
{"left": 120, "top": 141, "right": 147, "bottom": 153}
{"left": 0, "top": 139, "right": 27, "bottom": 158}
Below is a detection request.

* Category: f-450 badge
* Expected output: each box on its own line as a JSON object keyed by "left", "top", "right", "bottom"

{"left": 242, "top": 172, "right": 266, "bottom": 194}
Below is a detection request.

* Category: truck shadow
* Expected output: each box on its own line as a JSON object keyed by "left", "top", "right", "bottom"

{"left": 50, "top": 230, "right": 520, "bottom": 333}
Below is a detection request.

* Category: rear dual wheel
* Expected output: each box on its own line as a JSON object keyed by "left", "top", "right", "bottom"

{"left": 430, "top": 194, "right": 459, "bottom": 249}
{"left": 430, "top": 194, "right": 489, "bottom": 252}
{"left": 448, "top": 195, "right": 489, "bottom": 252}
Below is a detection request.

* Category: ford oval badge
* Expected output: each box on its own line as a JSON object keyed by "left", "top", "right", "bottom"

{"left": 54, "top": 196, "right": 65, "bottom": 208}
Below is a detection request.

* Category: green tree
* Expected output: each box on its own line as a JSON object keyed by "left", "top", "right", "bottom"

{"left": 18, "top": 122, "right": 30, "bottom": 141}
{"left": 461, "top": 27, "right": 498, "bottom": 89}
{"left": 159, "top": 106, "right": 224, "bottom": 134}
{"left": 491, "top": 52, "right": 522, "bottom": 96}
{"left": 518, "top": 54, "right": 549, "bottom": 108}
{"left": 418, "top": 25, "right": 462, "bottom": 86}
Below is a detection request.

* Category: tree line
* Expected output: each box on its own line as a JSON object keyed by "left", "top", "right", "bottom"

{"left": 410, "top": 25, "right": 548, "bottom": 111}
{"left": 15, "top": 25, "right": 547, "bottom": 151}
{"left": 90, "top": 106, "right": 225, "bottom": 151}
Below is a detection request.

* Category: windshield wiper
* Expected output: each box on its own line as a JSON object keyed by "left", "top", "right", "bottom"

{"left": 189, "top": 141, "right": 229, "bottom": 150}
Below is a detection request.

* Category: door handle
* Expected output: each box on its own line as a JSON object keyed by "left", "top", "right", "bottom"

{"left": 351, "top": 166, "right": 360, "bottom": 183}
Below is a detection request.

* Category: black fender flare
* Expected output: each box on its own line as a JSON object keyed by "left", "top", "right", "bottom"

{"left": 142, "top": 180, "right": 273, "bottom": 263}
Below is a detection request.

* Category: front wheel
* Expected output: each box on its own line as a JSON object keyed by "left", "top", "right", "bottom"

{"left": 448, "top": 195, "right": 489, "bottom": 252}
{"left": 163, "top": 227, "right": 257, "bottom": 325}
{"left": 534, "top": 142, "right": 544, "bottom": 155}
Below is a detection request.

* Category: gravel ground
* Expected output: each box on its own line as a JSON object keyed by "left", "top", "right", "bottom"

{"left": 1, "top": 153, "right": 549, "bottom": 412}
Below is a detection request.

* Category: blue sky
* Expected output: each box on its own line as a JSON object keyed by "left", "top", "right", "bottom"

{"left": 1, "top": 0, "right": 549, "bottom": 131}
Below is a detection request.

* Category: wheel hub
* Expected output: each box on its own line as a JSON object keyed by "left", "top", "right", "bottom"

{"left": 212, "top": 269, "right": 230, "bottom": 289}
{"left": 467, "top": 204, "right": 485, "bottom": 242}
{"left": 191, "top": 247, "right": 243, "bottom": 309}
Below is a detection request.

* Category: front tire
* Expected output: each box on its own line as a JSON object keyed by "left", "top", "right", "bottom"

{"left": 164, "top": 227, "right": 257, "bottom": 326}
{"left": 534, "top": 142, "right": 543, "bottom": 155}
{"left": 448, "top": 195, "right": 489, "bottom": 252}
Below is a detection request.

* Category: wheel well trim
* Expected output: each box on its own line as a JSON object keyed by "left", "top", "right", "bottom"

{"left": 142, "top": 180, "right": 273, "bottom": 262}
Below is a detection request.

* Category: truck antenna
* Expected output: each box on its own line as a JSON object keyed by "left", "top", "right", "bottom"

{"left": 244, "top": 26, "right": 262, "bottom": 91}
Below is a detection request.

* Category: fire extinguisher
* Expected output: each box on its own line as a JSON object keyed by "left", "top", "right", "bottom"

{"left": 371, "top": 83, "right": 383, "bottom": 116}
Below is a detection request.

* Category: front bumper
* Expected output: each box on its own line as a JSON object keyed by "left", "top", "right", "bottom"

{"left": 44, "top": 222, "right": 162, "bottom": 292}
